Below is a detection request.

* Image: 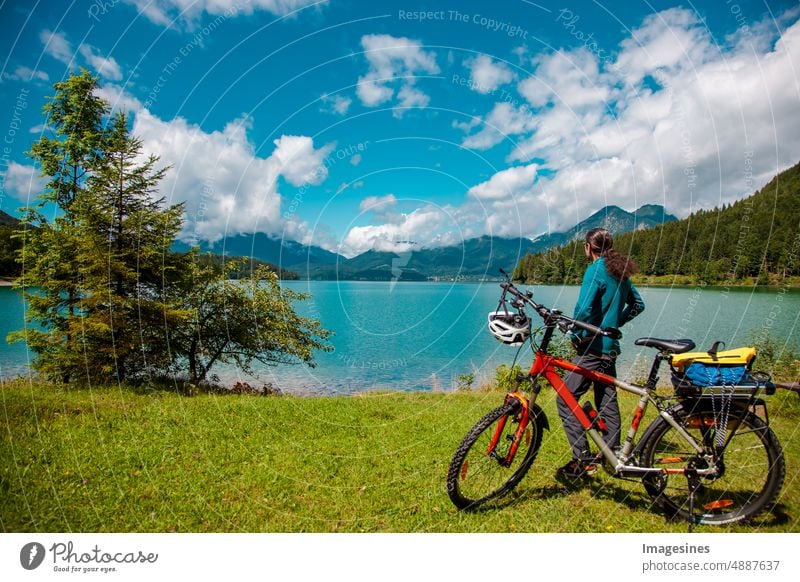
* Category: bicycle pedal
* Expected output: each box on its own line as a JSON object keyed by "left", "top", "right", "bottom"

{"left": 578, "top": 454, "right": 602, "bottom": 464}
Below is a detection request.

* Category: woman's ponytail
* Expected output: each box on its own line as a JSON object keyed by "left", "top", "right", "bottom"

{"left": 585, "top": 227, "right": 637, "bottom": 280}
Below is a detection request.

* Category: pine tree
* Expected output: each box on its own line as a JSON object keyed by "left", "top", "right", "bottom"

{"left": 13, "top": 70, "right": 108, "bottom": 381}
{"left": 71, "top": 112, "right": 183, "bottom": 382}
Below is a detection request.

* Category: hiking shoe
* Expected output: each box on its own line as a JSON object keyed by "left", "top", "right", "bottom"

{"left": 556, "top": 459, "right": 597, "bottom": 480}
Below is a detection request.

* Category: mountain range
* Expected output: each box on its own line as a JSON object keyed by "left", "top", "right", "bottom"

{"left": 179, "top": 204, "right": 677, "bottom": 280}
{"left": 0, "top": 210, "right": 20, "bottom": 227}
{"left": 514, "top": 161, "right": 800, "bottom": 286}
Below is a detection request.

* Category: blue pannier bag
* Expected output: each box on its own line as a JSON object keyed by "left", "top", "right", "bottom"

{"left": 683, "top": 362, "right": 750, "bottom": 387}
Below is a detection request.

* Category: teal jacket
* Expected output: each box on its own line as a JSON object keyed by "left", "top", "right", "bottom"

{"left": 573, "top": 257, "right": 645, "bottom": 356}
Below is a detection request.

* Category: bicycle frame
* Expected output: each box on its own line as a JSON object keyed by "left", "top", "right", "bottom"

{"left": 528, "top": 349, "right": 704, "bottom": 476}
{"left": 493, "top": 334, "right": 712, "bottom": 479}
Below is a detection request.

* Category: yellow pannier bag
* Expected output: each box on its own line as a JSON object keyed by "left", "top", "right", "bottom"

{"left": 671, "top": 346, "right": 757, "bottom": 372}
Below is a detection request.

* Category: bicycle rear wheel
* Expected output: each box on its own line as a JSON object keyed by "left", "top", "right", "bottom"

{"left": 640, "top": 404, "right": 785, "bottom": 525}
{"left": 447, "top": 400, "right": 544, "bottom": 510}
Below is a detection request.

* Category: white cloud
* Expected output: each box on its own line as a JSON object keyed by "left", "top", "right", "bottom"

{"left": 79, "top": 45, "right": 123, "bottom": 81}
{"left": 613, "top": 8, "right": 714, "bottom": 87}
{"left": 452, "top": 116, "right": 481, "bottom": 133}
{"left": 356, "top": 77, "right": 394, "bottom": 107}
{"left": 132, "top": 110, "right": 333, "bottom": 244}
{"left": 271, "top": 134, "right": 332, "bottom": 186}
{"left": 321, "top": 93, "right": 352, "bottom": 115}
{"left": 40, "top": 30, "right": 73, "bottom": 65}
{"left": 467, "top": 163, "right": 538, "bottom": 201}
{"left": 350, "top": 153, "right": 362, "bottom": 166}
{"left": 356, "top": 34, "right": 439, "bottom": 115}
{"left": 123, "top": 0, "right": 327, "bottom": 27}
{"left": 95, "top": 84, "right": 143, "bottom": 114}
{"left": 466, "top": 54, "right": 515, "bottom": 94}
{"left": 2, "top": 66, "right": 49, "bottom": 82}
{"left": 340, "top": 205, "right": 451, "bottom": 257}
{"left": 395, "top": 85, "right": 430, "bottom": 116}
{"left": 1, "top": 162, "right": 46, "bottom": 201}
{"left": 39, "top": 29, "right": 125, "bottom": 83}
{"left": 518, "top": 49, "right": 611, "bottom": 110}
{"left": 360, "top": 194, "right": 407, "bottom": 226}
{"left": 458, "top": 8, "right": 800, "bottom": 238}
{"left": 359, "top": 194, "right": 397, "bottom": 213}
{"left": 460, "top": 102, "right": 537, "bottom": 150}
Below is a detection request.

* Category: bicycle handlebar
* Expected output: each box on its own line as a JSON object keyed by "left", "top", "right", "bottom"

{"left": 500, "top": 281, "right": 621, "bottom": 340}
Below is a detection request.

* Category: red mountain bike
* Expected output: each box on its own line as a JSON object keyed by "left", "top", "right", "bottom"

{"left": 446, "top": 274, "right": 785, "bottom": 525}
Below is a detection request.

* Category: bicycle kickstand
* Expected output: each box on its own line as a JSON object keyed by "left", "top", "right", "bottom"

{"left": 685, "top": 467, "right": 701, "bottom": 532}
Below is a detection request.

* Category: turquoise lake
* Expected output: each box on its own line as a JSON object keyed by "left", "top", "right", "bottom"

{"left": 1, "top": 282, "right": 799, "bottom": 393}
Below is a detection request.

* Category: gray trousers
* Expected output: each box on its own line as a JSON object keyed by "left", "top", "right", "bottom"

{"left": 556, "top": 352, "right": 621, "bottom": 460}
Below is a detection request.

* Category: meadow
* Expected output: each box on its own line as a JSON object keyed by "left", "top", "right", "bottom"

{"left": 2, "top": 380, "right": 799, "bottom": 533}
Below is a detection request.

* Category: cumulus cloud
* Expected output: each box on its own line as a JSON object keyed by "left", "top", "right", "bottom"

{"left": 459, "top": 7, "right": 800, "bottom": 236}
{"left": 79, "top": 45, "right": 123, "bottom": 81}
{"left": 467, "top": 164, "right": 538, "bottom": 201}
{"left": 340, "top": 205, "right": 453, "bottom": 257}
{"left": 2, "top": 66, "right": 49, "bottom": 82}
{"left": 321, "top": 93, "right": 352, "bottom": 115}
{"left": 358, "top": 194, "right": 401, "bottom": 224}
{"left": 518, "top": 48, "right": 611, "bottom": 110}
{"left": 95, "top": 83, "right": 143, "bottom": 114}
{"left": 356, "top": 34, "right": 439, "bottom": 116}
{"left": 460, "top": 102, "right": 537, "bottom": 150}
{"left": 123, "top": 0, "right": 327, "bottom": 27}
{"left": 360, "top": 194, "right": 397, "bottom": 213}
{"left": 131, "top": 110, "right": 333, "bottom": 244}
{"left": 347, "top": 8, "right": 800, "bottom": 251}
{"left": 40, "top": 30, "right": 73, "bottom": 65}
{"left": 1, "top": 162, "right": 46, "bottom": 201}
{"left": 613, "top": 8, "right": 715, "bottom": 87}
{"left": 39, "top": 29, "right": 125, "bottom": 83}
{"left": 466, "top": 54, "right": 515, "bottom": 94}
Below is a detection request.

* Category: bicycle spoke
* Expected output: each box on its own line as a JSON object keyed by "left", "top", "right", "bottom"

{"left": 447, "top": 403, "right": 544, "bottom": 509}
{"left": 641, "top": 408, "right": 784, "bottom": 524}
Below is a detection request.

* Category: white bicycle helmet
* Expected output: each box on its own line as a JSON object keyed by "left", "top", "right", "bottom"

{"left": 487, "top": 311, "right": 531, "bottom": 345}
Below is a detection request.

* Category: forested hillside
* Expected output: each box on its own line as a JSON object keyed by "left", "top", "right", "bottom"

{"left": 514, "top": 161, "right": 800, "bottom": 286}
{"left": 0, "top": 211, "right": 23, "bottom": 277}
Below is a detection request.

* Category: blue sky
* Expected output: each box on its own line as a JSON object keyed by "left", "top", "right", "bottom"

{"left": 1, "top": 0, "right": 799, "bottom": 257}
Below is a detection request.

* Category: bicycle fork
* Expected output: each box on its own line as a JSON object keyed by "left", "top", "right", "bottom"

{"left": 487, "top": 393, "right": 530, "bottom": 467}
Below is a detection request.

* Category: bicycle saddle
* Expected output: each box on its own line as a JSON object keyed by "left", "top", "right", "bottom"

{"left": 634, "top": 337, "right": 696, "bottom": 353}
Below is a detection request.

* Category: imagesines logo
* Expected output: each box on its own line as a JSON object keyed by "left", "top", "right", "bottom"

{"left": 20, "top": 542, "right": 46, "bottom": 570}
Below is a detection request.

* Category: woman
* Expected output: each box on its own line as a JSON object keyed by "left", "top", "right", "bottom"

{"left": 556, "top": 227, "right": 645, "bottom": 480}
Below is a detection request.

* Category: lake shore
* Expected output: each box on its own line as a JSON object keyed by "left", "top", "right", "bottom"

{"left": 3, "top": 275, "right": 800, "bottom": 288}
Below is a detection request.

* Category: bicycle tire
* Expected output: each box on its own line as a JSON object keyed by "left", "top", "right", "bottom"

{"left": 639, "top": 404, "right": 785, "bottom": 525}
{"left": 447, "top": 401, "right": 545, "bottom": 510}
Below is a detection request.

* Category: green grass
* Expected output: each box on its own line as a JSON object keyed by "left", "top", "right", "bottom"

{"left": 2, "top": 379, "right": 799, "bottom": 533}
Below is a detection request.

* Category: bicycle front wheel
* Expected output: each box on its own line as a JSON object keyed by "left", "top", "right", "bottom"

{"left": 447, "top": 401, "right": 544, "bottom": 510}
{"left": 640, "top": 404, "right": 785, "bottom": 525}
